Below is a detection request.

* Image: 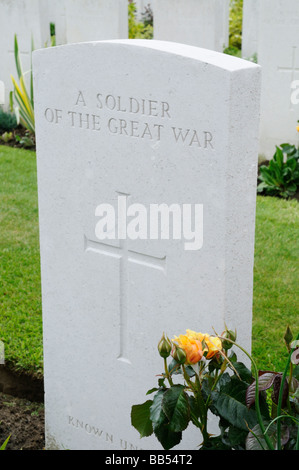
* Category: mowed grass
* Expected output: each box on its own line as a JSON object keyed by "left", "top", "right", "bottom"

{"left": 0, "top": 146, "right": 298, "bottom": 377}
{"left": 253, "top": 196, "right": 299, "bottom": 372}
{"left": 0, "top": 146, "right": 42, "bottom": 376}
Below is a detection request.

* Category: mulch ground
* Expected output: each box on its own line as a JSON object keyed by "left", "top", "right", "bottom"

{"left": 0, "top": 126, "right": 36, "bottom": 151}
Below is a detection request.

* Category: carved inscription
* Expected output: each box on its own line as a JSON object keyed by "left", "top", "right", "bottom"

{"left": 43, "top": 90, "right": 214, "bottom": 150}
{"left": 68, "top": 415, "right": 143, "bottom": 450}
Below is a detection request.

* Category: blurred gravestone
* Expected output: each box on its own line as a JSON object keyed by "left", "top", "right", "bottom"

{"left": 153, "top": 0, "right": 229, "bottom": 52}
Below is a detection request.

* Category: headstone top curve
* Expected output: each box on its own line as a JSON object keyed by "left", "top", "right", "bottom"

{"left": 33, "top": 39, "right": 260, "bottom": 73}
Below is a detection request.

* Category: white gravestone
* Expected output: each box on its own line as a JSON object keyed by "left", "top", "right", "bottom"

{"left": 258, "top": 0, "right": 299, "bottom": 159}
{"left": 64, "top": 0, "right": 128, "bottom": 44}
{"left": 33, "top": 40, "right": 261, "bottom": 450}
{"left": 153, "top": 0, "right": 229, "bottom": 52}
{"left": 242, "top": 0, "right": 259, "bottom": 59}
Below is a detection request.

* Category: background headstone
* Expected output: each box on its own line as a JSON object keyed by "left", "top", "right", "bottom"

{"left": 39, "top": 0, "right": 67, "bottom": 46}
{"left": 33, "top": 40, "right": 260, "bottom": 450}
{"left": 0, "top": 0, "right": 128, "bottom": 109}
{"left": 242, "top": 0, "right": 259, "bottom": 59}
{"left": 243, "top": 0, "right": 299, "bottom": 159}
{"left": 64, "top": 0, "right": 128, "bottom": 44}
{"left": 258, "top": 0, "right": 299, "bottom": 159}
{"left": 0, "top": 0, "right": 44, "bottom": 110}
{"left": 153, "top": 0, "right": 229, "bottom": 52}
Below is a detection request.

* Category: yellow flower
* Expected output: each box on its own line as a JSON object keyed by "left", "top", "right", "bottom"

{"left": 296, "top": 125, "right": 299, "bottom": 132}
{"left": 186, "top": 330, "right": 222, "bottom": 359}
{"left": 172, "top": 334, "right": 203, "bottom": 364}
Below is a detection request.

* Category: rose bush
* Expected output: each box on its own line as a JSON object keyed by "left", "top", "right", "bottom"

{"left": 131, "top": 326, "right": 299, "bottom": 450}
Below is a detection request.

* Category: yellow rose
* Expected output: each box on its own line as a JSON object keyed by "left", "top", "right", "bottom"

{"left": 186, "top": 330, "right": 222, "bottom": 359}
{"left": 296, "top": 125, "right": 299, "bottom": 132}
{"left": 172, "top": 334, "right": 203, "bottom": 364}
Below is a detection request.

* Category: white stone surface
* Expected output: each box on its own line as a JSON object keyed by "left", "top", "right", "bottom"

{"left": 0, "top": 81, "right": 4, "bottom": 105}
{"left": 33, "top": 40, "right": 260, "bottom": 450}
{"left": 64, "top": 0, "right": 128, "bottom": 44}
{"left": 242, "top": 0, "right": 259, "bottom": 59}
{"left": 153, "top": 0, "right": 229, "bottom": 52}
{"left": 257, "top": 0, "right": 299, "bottom": 159}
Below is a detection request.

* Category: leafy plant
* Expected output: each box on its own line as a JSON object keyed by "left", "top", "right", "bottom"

{"left": 258, "top": 145, "right": 299, "bottom": 198}
{"left": 10, "top": 34, "right": 35, "bottom": 134}
{"left": 49, "top": 22, "right": 56, "bottom": 47}
{"left": 228, "top": 0, "right": 243, "bottom": 51}
{"left": 128, "top": 1, "right": 153, "bottom": 39}
{"left": 131, "top": 326, "right": 299, "bottom": 450}
{"left": 15, "top": 132, "right": 35, "bottom": 148}
{"left": 0, "top": 108, "right": 17, "bottom": 132}
{"left": 0, "top": 132, "right": 13, "bottom": 143}
{"left": 141, "top": 4, "right": 153, "bottom": 28}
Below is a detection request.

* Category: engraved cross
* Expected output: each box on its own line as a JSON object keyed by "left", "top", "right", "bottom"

{"left": 84, "top": 194, "right": 166, "bottom": 365}
{"left": 278, "top": 46, "right": 299, "bottom": 109}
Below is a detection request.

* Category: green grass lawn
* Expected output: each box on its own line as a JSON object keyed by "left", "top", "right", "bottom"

{"left": 0, "top": 146, "right": 42, "bottom": 376}
{"left": 0, "top": 145, "right": 298, "bottom": 378}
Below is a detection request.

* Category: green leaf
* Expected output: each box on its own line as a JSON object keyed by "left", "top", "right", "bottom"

{"left": 188, "top": 395, "right": 202, "bottom": 429}
{"left": 228, "top": 425, "right": 248, "bottom": 447}
{"left": 162, "top": 385, "right": 190, "bottom": 433}
{"left": 14, "top": 34, "right": 23, "bottom": 80}
{"left": 246, "top": 372, "right": 277, "bottom": 408}
{"left": 274, "top": 146, "right": 284, "bottom": 168}
{"left": 146, "top": 387, "right": 159, "bottom": 395}
{"left": 213, "top": 378, "right": 259, "bottom": 431}
{"left": 231, "top": 361, "right": 253, "bottom": 384}
{"left": 286, "top": 157, "right": 297, "bottom": 171}
{"left": 131, "top": 400, "right": 153, "bottom": 438}
{"left": 0, "top": 436, "right": 10, "bottom": 450}
{"left": 280, "top": 143, "right": 296, "bottom": 155}
{"left": 200, "top": 435, "right": 231, "bottom": 450}
{"left": 150, "top": 389, "right": 167, "bottom": 428}
{"left": 30, "top": 35, "right": 34, "bottom": 103}
{"left": 245, "top": 422, "right": 289, "bottom": 450}
{"left": 150, "top": 389, "right": 182, "bottom": 450}
{"left": 153, "top": 424, "right": 182, "bottom": 450}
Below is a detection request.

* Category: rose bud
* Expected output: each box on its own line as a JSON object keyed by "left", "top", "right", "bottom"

{"left": 221, "top": 328, "right": 237, "bottom": 350}
{"left": 158, "top": 333, "right": 172, "bottom": 358}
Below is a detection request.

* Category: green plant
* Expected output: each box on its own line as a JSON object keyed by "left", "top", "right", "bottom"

{"left": 0, "top": 132, "right": 13, "bottom": 143}
{"left": 10, "top": 34, "right": 35, "bottom": 134}
{"left": 0, "top": 108, "right": 17, "bottom": 132}
{"left": 49, "top": 22, "right": 56, "bottom": 47}
{"left": 258, "top": 145, "right": 299, "bottom": 198}
{"left": 228, "top": 0, "right": 243, "bottom": 51}
{"left": 15, "top": 132, "right": 35, "bottom": 148}
{"left": 128, "top": 1, "right": 153, "bottom": 39}
{"left": 141, "top": 4, "right": 153, "bottom": 28}
{"left": 0, "top": 436, "right": 10, "bottom": 450}
{"left": 131, "top": 327, "right": 299, "bottom": 450}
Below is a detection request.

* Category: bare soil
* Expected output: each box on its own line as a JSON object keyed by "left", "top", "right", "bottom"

{"left": 0, "top": 126, "right": 36, "bottom": 151}
{"left": 0, "top": 392, "right": 45, "bottom": 450}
